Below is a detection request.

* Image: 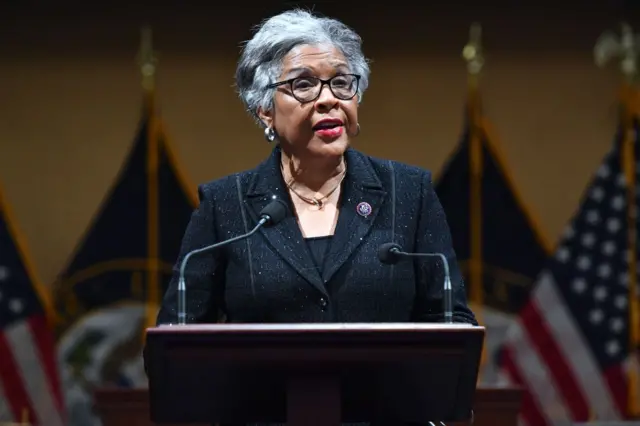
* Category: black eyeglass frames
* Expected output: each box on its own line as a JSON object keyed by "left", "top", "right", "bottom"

{"left": 266, "top": 74, "right": 361, "bottom": 103}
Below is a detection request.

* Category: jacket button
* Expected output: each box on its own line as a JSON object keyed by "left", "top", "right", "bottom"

{"left": 319, "top": 298, "right": 328, "bottom": 309}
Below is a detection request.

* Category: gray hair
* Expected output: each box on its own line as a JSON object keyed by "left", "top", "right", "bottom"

{"left": 235, "top": 9, "right": 371, "bottom": 126}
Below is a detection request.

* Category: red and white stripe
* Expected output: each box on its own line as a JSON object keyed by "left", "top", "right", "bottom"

{"left": 0, "top": 315, "right": 65, "bottom": 425}
{"left": 501, "top": 270, "right": 623, "bottom": 426}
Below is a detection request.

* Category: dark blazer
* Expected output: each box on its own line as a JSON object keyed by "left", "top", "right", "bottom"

{"left": 156, "top": 146, "right": 476, "bottom": 325}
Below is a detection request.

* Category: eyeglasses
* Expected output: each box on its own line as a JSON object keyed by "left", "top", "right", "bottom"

{"left": 266, "top": 74, "right": 361, "bottom": 103}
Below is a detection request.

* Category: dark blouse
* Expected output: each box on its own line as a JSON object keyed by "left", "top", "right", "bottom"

{"left": 305, "top": 235, "right": 332, "bottom": 276}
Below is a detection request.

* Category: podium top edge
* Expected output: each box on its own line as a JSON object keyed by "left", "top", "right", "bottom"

{"left": 146, "top": 322, "right": 485, "bottom": 333}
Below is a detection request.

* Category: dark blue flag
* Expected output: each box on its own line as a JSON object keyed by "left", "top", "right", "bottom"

{"left": 52, "top": 96, "right": 196, "bottom": 426}
{"left": 435, "top": 98, "right": 551, "bottom": 383}
{"left": 436, "top": 112, "right": 550, "bottom": 313}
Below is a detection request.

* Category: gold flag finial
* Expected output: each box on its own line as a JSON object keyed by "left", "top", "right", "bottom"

{"left": 137, "top": 25, "right": 158, "bottom": 91}
{"left": 594, "top": 22, "right": 639, "bottom": 82}
{"left": 462, "top": 22, "right": 484, "bottom": 75}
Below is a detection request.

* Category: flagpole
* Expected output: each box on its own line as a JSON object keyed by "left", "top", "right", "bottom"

{"left": 596, "top": 22, "right": 640, "bottom": 417}
{"left": 137, "top": 25, "right": 161, "bottom": 333}
{"left": 462, "top": 22, "right": 487, "bottom": 376}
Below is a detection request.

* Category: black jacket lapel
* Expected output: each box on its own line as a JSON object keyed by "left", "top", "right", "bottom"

{"left": 322, "top": 149, "right": 387, "bottom": 283}
{"left": 244, "top": 147, "right": 327, "bottom": 295}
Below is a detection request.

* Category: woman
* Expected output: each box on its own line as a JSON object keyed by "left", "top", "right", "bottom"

{"left": 156, "top": 8, "right": 476, "bottom": 327}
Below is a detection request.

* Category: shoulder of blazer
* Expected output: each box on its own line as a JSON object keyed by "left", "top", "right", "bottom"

{"left": 194, "top": 163, "right": 265, "bottom": 204}
{"left": 353, "top": 149, "right": 434, "bottom": 188}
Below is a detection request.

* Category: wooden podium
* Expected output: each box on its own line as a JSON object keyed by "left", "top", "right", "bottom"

{"left": 94, "top": 386, "right": 523, "bottom": 426}
{"left": 145, "top": 323, "right": 483, "bottom": 425}
{"left": 96, "top": 323, "right": 522, "bottom": 425}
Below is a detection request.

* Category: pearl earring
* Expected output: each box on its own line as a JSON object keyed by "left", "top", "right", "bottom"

{"left": 264, "top": 127, "right": 276, "bottom": 143}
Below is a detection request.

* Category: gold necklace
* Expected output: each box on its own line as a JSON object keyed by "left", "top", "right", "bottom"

{"left": 282, "top": 162, "right": 346, "bottom": 210}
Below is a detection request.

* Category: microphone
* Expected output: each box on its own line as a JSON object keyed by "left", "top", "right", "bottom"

{"left": 378, "top": 242, "right": 453, "bottom": 324}
{"left": 176, "top": 199, "right": 288, "bottom": 325}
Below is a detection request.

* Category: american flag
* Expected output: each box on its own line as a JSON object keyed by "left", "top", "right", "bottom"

{"left": 0, "top": 191, "right": 65, "bottom": 425}
{"left": 499, "top": 113, "right": 640, "bottom": 425}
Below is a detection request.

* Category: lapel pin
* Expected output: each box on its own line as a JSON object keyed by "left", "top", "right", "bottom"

{"left": 356, "top": 201, "right": 372, "bottom": 217}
